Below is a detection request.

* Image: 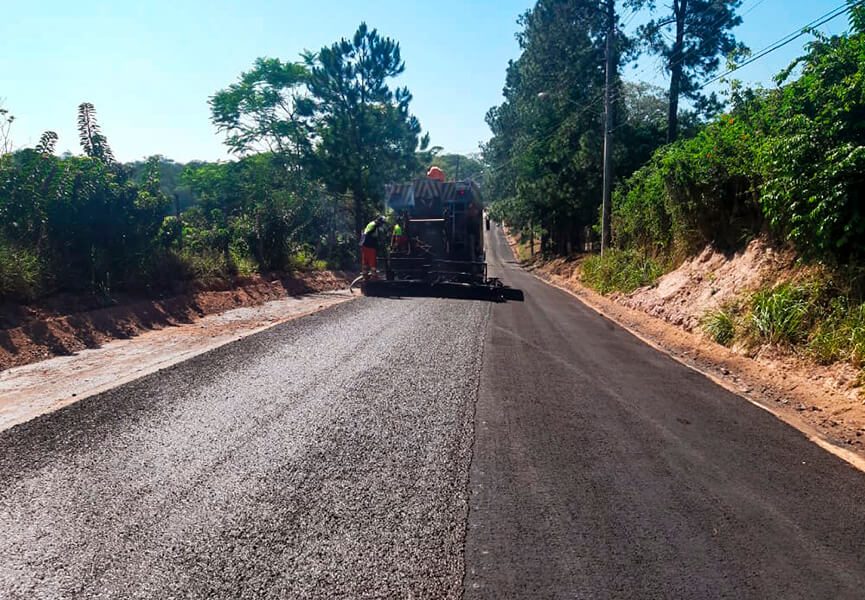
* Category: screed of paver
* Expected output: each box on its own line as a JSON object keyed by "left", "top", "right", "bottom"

{"left": 0, "top": 290, "right": 353, "bottom": 431}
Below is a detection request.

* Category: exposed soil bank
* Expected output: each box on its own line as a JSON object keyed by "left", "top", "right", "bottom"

{"left": 0, "top": 271, "right": 352, "bottom": 372}
{"left": 505, "top": 234, "right": 865, "bottom": 463}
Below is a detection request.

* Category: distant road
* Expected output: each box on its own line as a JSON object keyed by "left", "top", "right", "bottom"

{"left": 1, "top": 226, "right": 864, "bottom": 599}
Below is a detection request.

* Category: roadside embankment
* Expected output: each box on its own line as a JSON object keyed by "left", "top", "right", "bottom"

{"left": 504, "top": 231, "right": 865, "bottom": 463}
{"left": 0, "top": 270, "right": 352, "bottom": 372}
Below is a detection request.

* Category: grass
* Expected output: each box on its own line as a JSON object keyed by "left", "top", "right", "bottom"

{"left": 580, "top": 249, "right": 665, "bottom": 294}
{"left": 702, "top": 308, "right": 736, "bottom": 346}
{"left": 748, "top": 283, "right": 812, "bottom": 345}
{"left": 808, "top": 298, "right": 865, "bottom": 365}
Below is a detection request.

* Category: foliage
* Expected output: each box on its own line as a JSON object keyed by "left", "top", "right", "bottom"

{"left": 186, "top": 153, "right": 331, "bottom": 270}
{"left": 127, "top": 156, "right": 196, "bottom": 212}
{"left": 0, "top": 240, "right": 42, "bottom": 300}
{"left": 580, "top": 249, "right": 664, "bottom": 294}
{"left": 1, "top": 102, "right": 14, "bottom": 154}
{"left": 77, "top": 102, "right": 115, "bottom": 163}
{"left": 614, "top": 111, "right": 761, "bottom": 256}
{"left": 303, "top": 22, "right": 430, "bottom": 236}
{"left": 702, "top": 308, "right": 736, "bottom": 346}
{"left": 210, "top": 58, "right": 310, "bottom": 156}
{"left": 0, "top": 22, "right": 439, "bottom": 302}
{"left": 808, "top": 296, "right": 865, "bottom": 365}
{"left": 613, "top": 24, "right": 865, "bottom": 266}
{"left": 483, "top": 0, "right": 622, "bottom": 254}
{"left": 748, "top": 284, "right": 813, "bottom": 346}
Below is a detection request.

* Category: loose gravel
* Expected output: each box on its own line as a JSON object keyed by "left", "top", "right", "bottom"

{"left": 0, "top": 296, "right": 488, "bottom": 599}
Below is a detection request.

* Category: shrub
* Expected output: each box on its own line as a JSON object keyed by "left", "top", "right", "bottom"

{"left": 749, "top": 284, "right": 812, "bottom": 345}
{"left": 179, "top": 249, "right": 230, "bottom": 281}
{"left": 581, "top": 249, "right": 664, "bottom": 294}
{"left": 702, "top": 309, "right": 736, "bottom": 346}
{"left": 0, "top": 243, "right": 43, "bottom": 300}
{"left": 288, "top": 246, "right": 316, "bottom": 271}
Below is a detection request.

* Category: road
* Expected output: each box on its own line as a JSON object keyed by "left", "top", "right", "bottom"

{"left": 1, "top": 226, "right": 864, "bottom": 598}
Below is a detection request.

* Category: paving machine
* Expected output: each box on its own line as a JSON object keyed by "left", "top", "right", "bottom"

{"left": 361, "top": 176, "right": 522, "bottom": 301}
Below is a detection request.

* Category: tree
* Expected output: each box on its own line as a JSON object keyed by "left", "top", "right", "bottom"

{"left": 303, "top": 22, "right": 429, "bottom": 236}
{"left": 77, "top": 102, "right": 115, "bottom": 163}
{"left": 483, "top": 0, "right": 615, "bottom": 253}
{"left": 210, "top": 57, "right": 310, "bottom": 156}
{"left": 0, "top": 102, "right": 14, "bottom": 155}
{"left": 637, "top": 0, "right": 747, "bottom": 141}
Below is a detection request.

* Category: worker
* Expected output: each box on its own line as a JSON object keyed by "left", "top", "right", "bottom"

{"left": 427, "top": 166, "right": 446, "bottom": 182}
{"left": 360, "top": 215, "right": 386, "bottom": 277}
{"left": 391, "top": 221, "right": 408, "bottom": 253}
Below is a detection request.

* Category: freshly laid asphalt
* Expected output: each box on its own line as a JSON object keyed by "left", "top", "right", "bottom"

{"left": 0, "top": 296, "right": 488, "bottom": 598}
{"left": 465, "top": 228, "right": 865, "bottom": 599}
{"left": 1, "top": 226, "right": 864, "bottom": 599}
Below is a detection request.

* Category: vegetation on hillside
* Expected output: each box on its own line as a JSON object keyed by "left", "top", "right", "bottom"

{"left": 0, "top": 23, "right": 442, "bottom": 302}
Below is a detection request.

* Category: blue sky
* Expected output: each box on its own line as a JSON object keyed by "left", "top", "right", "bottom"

{"left": 0, "top": 0, "right": 853, "bottom": 162}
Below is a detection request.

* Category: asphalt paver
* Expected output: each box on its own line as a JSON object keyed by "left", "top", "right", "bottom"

{"left": 464, "top": 226, "right": 865, "bottom": 599}
{"left": 0, "top": 296, "right": 488, "bottom": 598}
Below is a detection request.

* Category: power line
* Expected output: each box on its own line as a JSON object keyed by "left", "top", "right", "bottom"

{"left": 699, "top": 0, "right": 863, "bottom": 88}
{"left": 740, "top": 0, "right": 770, "bottom": 18}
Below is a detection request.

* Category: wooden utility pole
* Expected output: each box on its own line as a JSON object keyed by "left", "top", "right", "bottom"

{"left": 601, "top": 0, "right": 615, "bottom": 254}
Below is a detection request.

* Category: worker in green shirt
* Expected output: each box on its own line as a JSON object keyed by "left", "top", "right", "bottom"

{"left": 391, "top": 221, "right": 408, "bottom": 253}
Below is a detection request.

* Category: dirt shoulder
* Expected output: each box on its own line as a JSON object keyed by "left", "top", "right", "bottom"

{"left": 503, "top": 234, "right": 865, "bottom": 467}
{"left": 0, "top": 271, "right": 352, "bottom": 372}
{"left": 0, "top": 273, "right": 356, "bottom": 432}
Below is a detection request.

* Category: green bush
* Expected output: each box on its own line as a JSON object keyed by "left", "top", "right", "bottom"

{"left": 178, "top": 249, "right": 230, "bottom": 281}
{"left": 580, "top": 249, "right": 664, "bottom": 294}
{"left": 702, "top": 309, "right": 736, "bottom": 346}
{"left": 0, "top": 243, "right": 43, "bottom": 300}
{"left": 749, "top": 284, "right": 812, "bottom": 345}
{"left": 612, "top": 28, "right": 865, "bottom": 266}
{"left": 288, "top": 246, "right": 316, "bottom": 271}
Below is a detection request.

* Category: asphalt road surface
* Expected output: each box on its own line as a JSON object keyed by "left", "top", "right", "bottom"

{"left": 1, "top": 226, "right": 864, "bottom": 599}
{"left": 466, "top": 227, "right": 865, "bottom": 599}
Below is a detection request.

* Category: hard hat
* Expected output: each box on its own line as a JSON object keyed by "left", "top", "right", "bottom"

{"left": 427, "top": 166, "right": 446, "bottom": 182}
{"left": 377, "top": 215, "right": 386, "bottom": 223}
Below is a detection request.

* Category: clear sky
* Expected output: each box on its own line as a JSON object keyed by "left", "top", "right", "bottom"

{"left": 0, "top": 0, "right": 853, "bottom": 163}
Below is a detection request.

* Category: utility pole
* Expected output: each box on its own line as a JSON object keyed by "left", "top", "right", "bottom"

{"left": 601, "top": 0, "right": 615, "bottom": 255}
